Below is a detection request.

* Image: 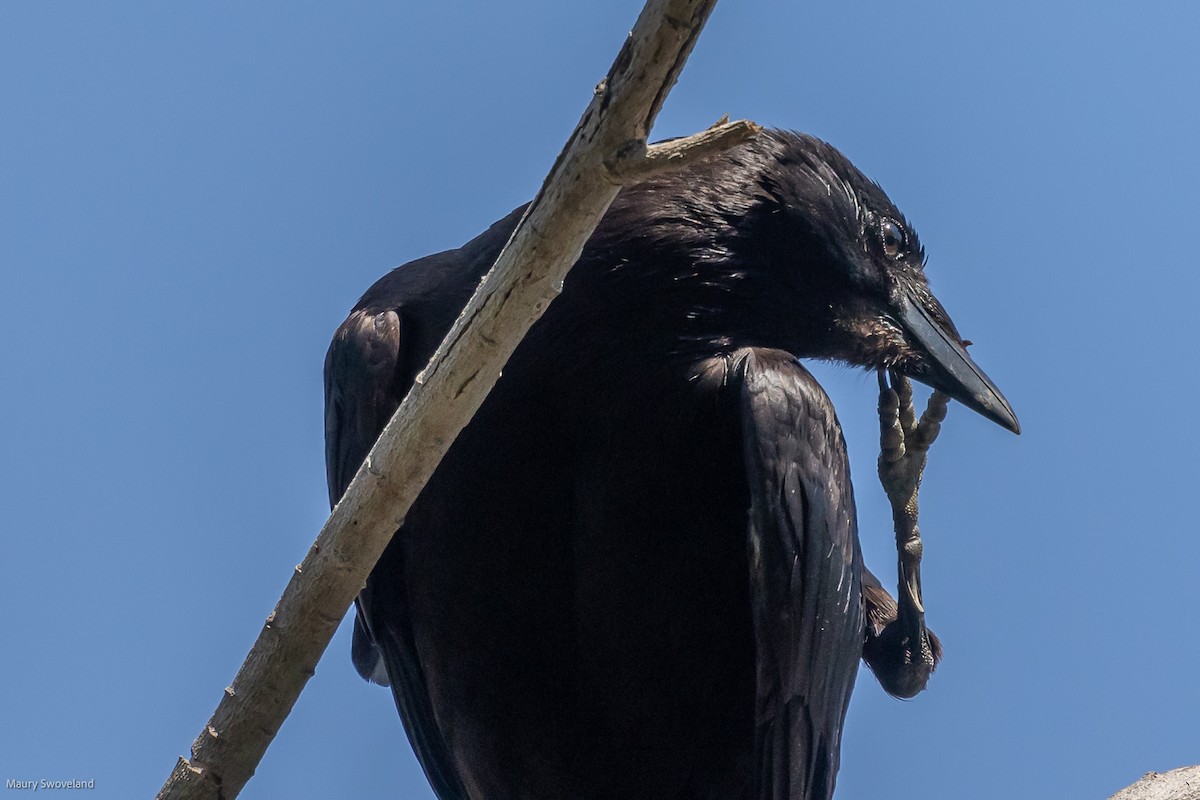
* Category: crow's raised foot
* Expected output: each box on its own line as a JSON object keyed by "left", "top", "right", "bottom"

{"left": 864, "top": 370, "right": 950, "bottom": 698}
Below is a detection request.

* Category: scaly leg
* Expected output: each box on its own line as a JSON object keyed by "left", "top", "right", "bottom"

{"left": 861, "top": 369, "right": 947, "bottom": 698}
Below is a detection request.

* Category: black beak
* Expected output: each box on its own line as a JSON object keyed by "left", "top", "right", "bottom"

{"left": 894, "top": 292, "right": 1020, "bottom": 434}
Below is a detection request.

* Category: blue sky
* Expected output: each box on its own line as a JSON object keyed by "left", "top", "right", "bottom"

{"left": 2, "top": 2, "right": 1197, "bottom": 798}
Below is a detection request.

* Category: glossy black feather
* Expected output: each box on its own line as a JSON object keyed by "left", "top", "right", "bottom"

{"left": 735, "top": 349, "right": 862, "bottom": 800}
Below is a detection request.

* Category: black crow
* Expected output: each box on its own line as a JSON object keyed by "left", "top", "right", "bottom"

{"left": 324, "top": 130, "right": 1018, "bottom": 800}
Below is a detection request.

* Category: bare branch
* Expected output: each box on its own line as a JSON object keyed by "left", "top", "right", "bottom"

{"left": 156, "top": 1, "right": 757, "bottom": 798}
{"left": 605, "top": 116, "right": 762, "bottom": 183}
{"left": 1109, "top": 766, "right": 1200, "bottom": 800}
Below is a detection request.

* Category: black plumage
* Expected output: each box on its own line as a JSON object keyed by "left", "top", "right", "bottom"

{"left": 324, "top": 130, "right": 1018, "bottom": 800}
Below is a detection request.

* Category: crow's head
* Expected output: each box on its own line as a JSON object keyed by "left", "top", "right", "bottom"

{"left": 740, "top": 131, "right": 1019, "bottom": 433}
{"left": 588, "top": 130, "right": 1018, "bottom": 432}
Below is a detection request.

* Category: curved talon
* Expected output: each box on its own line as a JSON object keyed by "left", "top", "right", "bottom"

{"left": 900, "top": 560, "right": 924, "bottom": 613}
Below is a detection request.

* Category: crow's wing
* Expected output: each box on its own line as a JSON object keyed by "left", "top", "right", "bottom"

{"left": 324, "top": 306, "right": 403, "bottom": 685}
{"left": 732, "top": 348, "right": 865, "bottom": 800}
{"left": 324, "top": 304, "right": 468, "bottom": 800}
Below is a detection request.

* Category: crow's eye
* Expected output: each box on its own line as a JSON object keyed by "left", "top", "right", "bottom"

{"left": 881, "top": 219, "right": 905, "bottom": 258}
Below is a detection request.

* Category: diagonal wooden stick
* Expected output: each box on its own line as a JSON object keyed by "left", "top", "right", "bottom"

{"left": 156, "top": 2, "right": 758, "bottom": 798}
